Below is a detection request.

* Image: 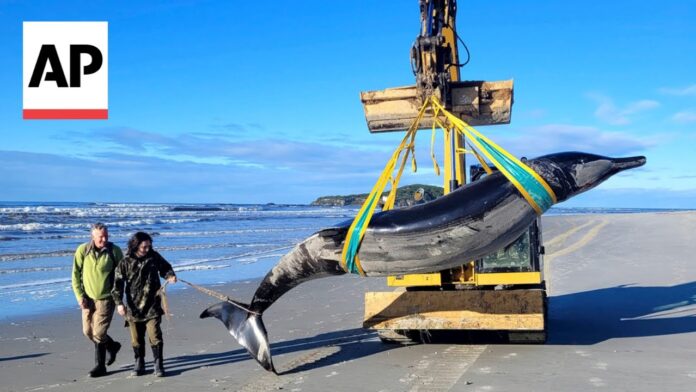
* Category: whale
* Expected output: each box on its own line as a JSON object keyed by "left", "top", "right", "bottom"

{"left": 200, "top": 151, "right": 646, "bottom": 373}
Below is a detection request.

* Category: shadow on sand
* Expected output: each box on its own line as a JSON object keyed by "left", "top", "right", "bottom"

{"left": 164, "top": 328, "right": 396, "bottom": 376}
{"left": 548, "top": 281, "right": 696, "bottom": 344}
{"left": 0, "top": 352, "right": 49, "bottom": 362}
{"left": 415, "top": 282, "right": 696, "bottom": 345}
{"left": 158, "top": 282, "right": 696, "bottom": 375}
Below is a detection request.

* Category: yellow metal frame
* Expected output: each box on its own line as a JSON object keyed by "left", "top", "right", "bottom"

{"left": 364, "top": 290, "right": 546, "bottom": 331}
{"left": 475, "top": 272, "right": 542, "bottom": 286}
{"left": 384, "top": 0, "right": 534, "bottom": 289}
{"left": 385, "top": 0, "right": 466, "bottom": 287}
{"left": 387, "top": 273, "right": 442, "bottom": 287}
{"left": 388, "top": 271, "right": 541, "bottom": 287}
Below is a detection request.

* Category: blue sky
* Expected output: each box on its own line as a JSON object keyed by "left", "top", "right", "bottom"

{"left": 1, "top": 0, "right": 694, "bottom": 207}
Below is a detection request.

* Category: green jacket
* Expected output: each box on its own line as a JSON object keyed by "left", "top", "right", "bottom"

{"left": 71, "top": 242, "right": 123, "bottom": 302}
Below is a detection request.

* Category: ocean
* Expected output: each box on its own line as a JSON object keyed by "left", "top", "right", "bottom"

{"left": 0, "top": 201, "right": 684, "bottom": 321}
{"left": 0, "top": 202, "right": 357, "bottom": 321}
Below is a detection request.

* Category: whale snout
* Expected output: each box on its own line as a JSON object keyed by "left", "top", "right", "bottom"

{"left": 611, "top": 156, "right": 646, "bottom": 173}
{"left": 533, "top": 152, "right": 648, "bottom": 202}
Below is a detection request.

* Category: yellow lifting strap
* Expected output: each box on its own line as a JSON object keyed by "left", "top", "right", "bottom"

{"left": 340, "top": 100, "right": 429, "bottom": 275}
{"left": 340, "top": 96, "right": 557, "bottom": 275}
{"left": 429, "top": 96, "right": 557, "bottom": 214}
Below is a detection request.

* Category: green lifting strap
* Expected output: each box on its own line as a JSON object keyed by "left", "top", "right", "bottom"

{"left": 476, "top": 137, "right": 554, "bottom": 213}
{"left": 341, "top": 96, "right": 558, "bottom": 275}
{"left": 430, "top": 96, "right": 557, "bottom": 215}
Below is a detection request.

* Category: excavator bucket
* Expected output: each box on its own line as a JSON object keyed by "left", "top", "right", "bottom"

{"left": 360, "top": 80, "right": 513, "bottom": 133}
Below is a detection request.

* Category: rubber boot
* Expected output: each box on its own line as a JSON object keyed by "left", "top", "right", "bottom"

{"left": 88, "top": 342, "right": 107, "bottom": 377}
{"left": 105, "top": 337, "right": 121, "bottom": 366}
{"left": 151, "top": 343, "right": 165, "bottom": 377}
{"left": 131, "top": 346, "right": 145, "bottom": 376}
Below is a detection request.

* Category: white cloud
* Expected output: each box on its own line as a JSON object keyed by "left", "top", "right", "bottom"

{"left": 672, "top": 110, "right": 696, "bottom": 124}
{"left": 659, "top": 84, "right": 696, "bottom": 96}
{"left": 39, "top": 121, "right": 661, "bottom": 204}
{"left": 493, "top": 124, "right": 655, "bottom": 158}
{"left": 60, "top": 127, "right": 395, "bottom": 174}
{"left": 588, "top": 93, "right": 660, "bottom": 125}
{"left": 0, "top": 149, "right": 387, "bottom": 204}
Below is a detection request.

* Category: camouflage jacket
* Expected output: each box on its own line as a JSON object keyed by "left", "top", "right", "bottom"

{"left": 112, "top": 250, "right": 175, "bottom": 322}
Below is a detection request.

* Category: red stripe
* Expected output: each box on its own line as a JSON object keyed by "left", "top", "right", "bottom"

{"left": 23, "top": 109, "right": 108, "bottom": 120}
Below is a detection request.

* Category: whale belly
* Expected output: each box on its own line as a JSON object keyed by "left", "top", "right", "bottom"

{"left": 357, "top": 194, "right": 536, "bottom": 276}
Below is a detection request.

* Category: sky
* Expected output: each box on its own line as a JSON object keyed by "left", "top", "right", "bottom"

{"left": 1, "top": 0, "right": 694, "bottom": 207}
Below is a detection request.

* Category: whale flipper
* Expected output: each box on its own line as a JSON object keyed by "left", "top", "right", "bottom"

{"left": 200, "top": 302, "right": 275, "bottom": 373}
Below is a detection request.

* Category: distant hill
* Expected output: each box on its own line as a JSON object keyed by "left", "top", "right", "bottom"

{"left": 311, "top": 184, "right": 444, "bottom": 207}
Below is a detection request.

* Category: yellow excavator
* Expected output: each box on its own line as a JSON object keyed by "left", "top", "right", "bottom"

{"left": 360, "top": 0, "right": 547, "bottom": 343}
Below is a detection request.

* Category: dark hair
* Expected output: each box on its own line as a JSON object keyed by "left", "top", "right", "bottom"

{"left": 126, "top": 232, "right": 153, "bottom": 258}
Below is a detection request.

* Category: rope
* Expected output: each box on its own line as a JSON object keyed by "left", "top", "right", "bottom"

{"left": 159, "top": 281, "right": 171, "bottom": 321}
{"left": 178, "top": 278, "right": 260, "bottom": 315}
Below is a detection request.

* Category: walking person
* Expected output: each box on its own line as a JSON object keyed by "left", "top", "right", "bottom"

{"left": 71, "top": 222, "right": 123, "bottom": 377}
{"left": 112, "top": 232, "right": 177, "bottom": 377}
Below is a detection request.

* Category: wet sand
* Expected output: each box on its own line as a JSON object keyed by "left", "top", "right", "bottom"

{"left": 2, "top": 212, "right": 696, "bottom": 391}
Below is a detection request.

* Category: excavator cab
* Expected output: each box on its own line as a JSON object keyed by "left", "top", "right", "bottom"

{"left": 470, "top": 164, "right": 545, "bottom": 284}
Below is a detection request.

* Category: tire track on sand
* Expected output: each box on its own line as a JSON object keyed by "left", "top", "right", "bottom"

{"left": 235, "top": 346, "right": 341, "bottom": 392}
{"left": 402, "top": 345, "right": 486, "bottom": 391}
{"left": 544, "top": 218, "right": 609, "bottom": 293}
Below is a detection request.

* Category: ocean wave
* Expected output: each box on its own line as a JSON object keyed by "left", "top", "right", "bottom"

{"left": 0, "top": 248, "right": 289, "bottom": 292}
{"left": 0, "top": 266, "right": 67, "bottom": 275}
{"left": 0, "top": 250, "right": 73, "bottom": 262}
{"left": 0, "top": 203, "right": 349, "bottom": 217}
{"left": 0, "top": 206, "right": 74, "bottom": 214}
{"left": 0, "top": 241, "right": 279, "bottom": 262}
{"left": 239, "top": 254, "right": 285, "bottom": 265}
{"left": 171, "top": 246, "right": 292, "bottom": 269}
{"left": 28, "top": 227, "right": 312, "bottom": 241}
{"left": 170, "top": 206, "right": 224, "bottom": 212}
{"left": 156, "top": 227, "right": 316, "bottom": 237}
{"left": 158, "top": 242, "right": 276, "bottom": 252}
{"left": 0, "top": 218, "right": 203, "bottom": 232}
{"left": 174, "top": 264, "right": 230, "bottom": 272}
{"left": 0, "top": 278, "right": 71, "bottom": 290}
{"left": 6, "top": 240, "right": 279, "bottom": 258}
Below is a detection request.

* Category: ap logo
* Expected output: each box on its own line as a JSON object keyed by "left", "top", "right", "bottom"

{"left": 23, "top": 22, "right": 108, "bottom": 120}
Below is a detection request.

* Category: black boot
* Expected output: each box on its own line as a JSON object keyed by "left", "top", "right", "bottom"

{"left": 131, "top": 346, "right": 145, "bottom": 376}
{"left": 151, "top": 343, "right": 165, "bottom": 377}
{"left": 105, "top": 337, "right": 121, "bottom": 366}
{"left": 88, "top": 342, "right": 107, "bottom": 377}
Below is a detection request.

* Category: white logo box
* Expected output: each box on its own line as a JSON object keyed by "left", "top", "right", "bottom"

{"left": 23, "top": 21, "right": 108, "bottom": 120}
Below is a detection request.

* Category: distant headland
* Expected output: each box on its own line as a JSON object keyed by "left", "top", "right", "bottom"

{"left": 310, "top": 184, "right": 444, "bottom": 207}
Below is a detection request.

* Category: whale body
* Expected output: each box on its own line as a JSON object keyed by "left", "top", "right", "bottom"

{"left": 201, "top": 151, "right": 646, "bottom": 373}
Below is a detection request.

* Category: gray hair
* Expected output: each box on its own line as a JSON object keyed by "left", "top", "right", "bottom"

{"left": 91, "top": 222, "right": 108, "bottom": 232}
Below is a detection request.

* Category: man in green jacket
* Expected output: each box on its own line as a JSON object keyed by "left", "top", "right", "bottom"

{"left": 71, "top": 222, "right": 123, "bottom": 377}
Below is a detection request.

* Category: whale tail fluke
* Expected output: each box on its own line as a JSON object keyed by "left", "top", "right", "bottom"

{"left": 200, "top": 301, "right": 276, "bottom": 373}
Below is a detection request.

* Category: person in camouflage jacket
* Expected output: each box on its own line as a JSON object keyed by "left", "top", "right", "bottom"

{"left": 112, "top": 231, "right": 176, "bottom": 377}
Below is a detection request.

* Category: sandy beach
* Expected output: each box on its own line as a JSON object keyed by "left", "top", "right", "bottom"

{"left": 2, "top": 212, "right": 696, "bottom": 392}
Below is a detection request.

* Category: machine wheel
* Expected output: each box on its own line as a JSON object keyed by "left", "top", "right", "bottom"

{"left": 377, "top": 329, "right": 421, "bottom": 344}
